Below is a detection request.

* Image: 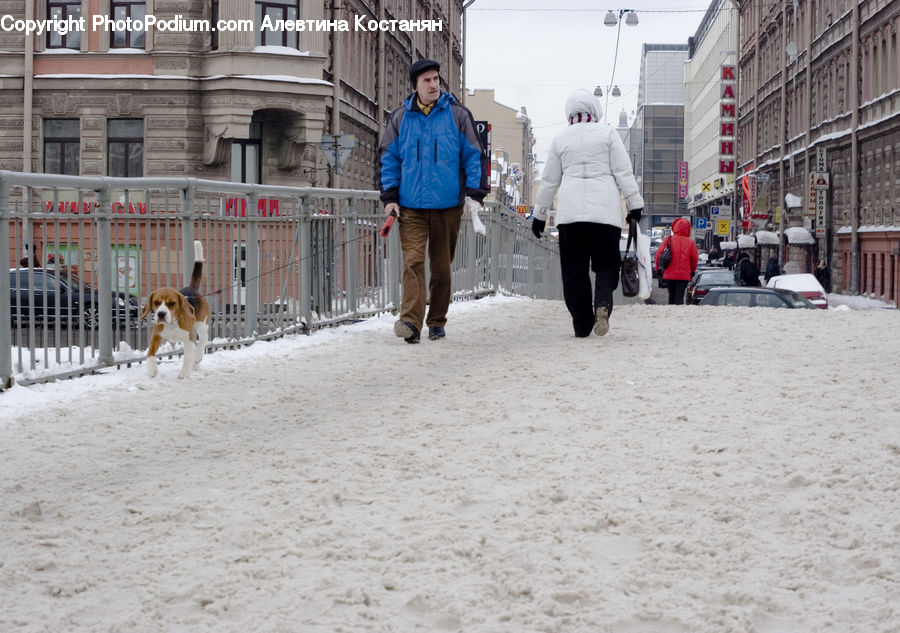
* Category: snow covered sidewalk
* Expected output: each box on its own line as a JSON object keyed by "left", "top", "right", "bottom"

{"left": 2, "top": 296, "right": 899, "bottom": 633}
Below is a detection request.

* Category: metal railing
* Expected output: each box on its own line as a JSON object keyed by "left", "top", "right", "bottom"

{"left": 1, "top": 171, "right": 570, "bottom": 388}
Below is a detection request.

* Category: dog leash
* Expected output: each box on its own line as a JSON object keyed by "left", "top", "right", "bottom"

{"left": 199, "top": 217, "right": 398, "bottom": 299}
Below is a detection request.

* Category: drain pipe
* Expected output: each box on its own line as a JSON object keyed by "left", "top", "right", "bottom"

{"left": 23, "top": 0, "right": 34, "bottom": 173}
{"left": 330, "top": 2, "right": 342, "bottom": 189}
{"left": 849, "top": 1, "right": 860, "bottom": 293}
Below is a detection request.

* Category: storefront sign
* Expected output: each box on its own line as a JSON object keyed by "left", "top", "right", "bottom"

{"left": 815, "top": 146, "right": 827, "bottom": 172}
{"left": 678, "top": 161, "right": 689, "bottom": 199}
{"left": 716, "top": 219, "right": 730, "bottom": 236}
{"left": 719, "top": 64, "right": 736, "bottom": 174}
{"left": 815, "top": 190, "right": 827, "bottom": 236}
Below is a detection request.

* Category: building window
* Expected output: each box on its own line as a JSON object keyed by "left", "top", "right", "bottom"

{"left": 43, "top": 119, "right": 80, "bottom": 175}
{"left": 231, "top": 122, "right": 262, "bottom": 183}
{"left": 255, "top": 0, "right": 300, "bottom": 48}
{"left": 111, "top": 1, "right": 146, "bottom": 48}
{"left": 108, "top": 119, "right": 144, "bottom": 177}
{"left": 47, "top": 1, "right": 82, "bottom": 49}
{"left": 211, "top": 0, "right": 219, "bottom": 49}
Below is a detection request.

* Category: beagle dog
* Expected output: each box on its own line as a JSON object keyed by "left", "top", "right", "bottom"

{"left": 141, "top": 241, "right": 210, "bottom": 379}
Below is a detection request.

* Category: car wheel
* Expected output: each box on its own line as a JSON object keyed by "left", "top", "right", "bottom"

{"left": 82, "top": 305, "right": 100, "bottom": 328}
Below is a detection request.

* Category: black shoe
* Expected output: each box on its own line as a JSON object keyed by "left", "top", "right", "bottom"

{"left": 428, "top": 326, "right": 446, "bottom": 340}
{"left": 394, "top": 320, "right": 420, "bottom": 344}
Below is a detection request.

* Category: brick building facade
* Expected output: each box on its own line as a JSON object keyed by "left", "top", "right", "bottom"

{"left": 737, "top": 0, "right": 899, "bottom": 300}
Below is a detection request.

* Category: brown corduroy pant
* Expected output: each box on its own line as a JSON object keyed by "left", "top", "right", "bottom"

{"left": 397, "top": 205, "right": 463, "bottom": 330}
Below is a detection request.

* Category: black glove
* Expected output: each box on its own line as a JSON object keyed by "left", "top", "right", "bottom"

{"left": 627, "top": 208, "right": 643, "bottom": 223}
{"left": 532, "top": 218, "right": 546, "bottom": 239}
{"left": 465, "top": 189, "right": 485, "bottom": 204}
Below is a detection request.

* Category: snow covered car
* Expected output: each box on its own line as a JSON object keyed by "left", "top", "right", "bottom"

{"left": 698, "top": 287, "right": 819, "bottom": 309}
{"left": 766, "top": 273, "right": 828, "bottom": 309}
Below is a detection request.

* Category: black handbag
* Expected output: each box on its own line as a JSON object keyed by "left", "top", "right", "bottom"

{"left": 658, "top": 236, "right": 673, "bottom": 271}
{"left": 620, "top": 221, "right": 640, "bottom": 298}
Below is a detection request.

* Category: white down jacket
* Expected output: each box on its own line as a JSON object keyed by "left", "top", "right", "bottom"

{"left": 534, "top": 89, "right": 643, "bottom": 227}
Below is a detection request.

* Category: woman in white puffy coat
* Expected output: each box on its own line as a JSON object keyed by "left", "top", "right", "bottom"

{"left": 532, "top": 89, "right": 644, "bottom": 337}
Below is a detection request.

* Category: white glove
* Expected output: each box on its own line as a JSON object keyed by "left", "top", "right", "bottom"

{"left": 465, "top": 197, "right": 486, "bottom": 236}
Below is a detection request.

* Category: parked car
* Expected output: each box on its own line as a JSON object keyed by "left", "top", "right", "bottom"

{"left": 698, "top": 286, "right": 820, "bottom": 309}
{"left": 686, "top": 268, "right": 736, "bottom": 304}
{"left": 766, "top": 273, "right": 828, "bottom": 309}
{"left": 8, "top": 268, "right": 140, "bottom": 327}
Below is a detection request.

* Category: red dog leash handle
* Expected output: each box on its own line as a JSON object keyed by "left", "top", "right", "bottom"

{"left": 380, "top": 209, "right": 398, "bottom": 237}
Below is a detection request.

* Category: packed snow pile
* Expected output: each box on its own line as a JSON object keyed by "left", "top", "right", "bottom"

{"left": 2, "top": 296, "right": 898, "bottom": 633}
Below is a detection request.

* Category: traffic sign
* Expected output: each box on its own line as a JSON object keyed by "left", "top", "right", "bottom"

{"left": 695, "top": 217, "right": 708, "bottom": 230}
{"left": 710, "top": 206, "right": 720, "bottom": 216}
{"left": 319, "top": 134, "right": 356, "bottom": 173}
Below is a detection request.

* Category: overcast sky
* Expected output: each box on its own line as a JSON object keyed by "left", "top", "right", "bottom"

{"left": 464, "top": 1, "right": 718, "bottom": 165}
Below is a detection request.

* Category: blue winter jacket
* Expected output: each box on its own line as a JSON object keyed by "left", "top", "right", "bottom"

{"left": 378, "top": 91, "right": 489, "bottom": 209}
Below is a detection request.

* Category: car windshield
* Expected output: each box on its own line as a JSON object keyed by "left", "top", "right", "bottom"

{"left": 699, "top": 271, "right": 735, "bottom": 283}
{"left": 778, "top": 289, "right": 818, "bottom": 309}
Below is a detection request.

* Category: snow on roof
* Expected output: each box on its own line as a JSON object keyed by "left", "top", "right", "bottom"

{"left": 737, "top": 234, "right": 756, "bottom": 248}
{"left": 754, "top": 230, "right": 780, "bottom": 245}
{"left": 233, "top": 75, "right": 332, "bottom": 86}
{"left": 785, "top": 226, "right": 815, "bottom": 244}
{"left": 784, "top": 193, "right": 803, "bottom": 208}
{"left": 848, "top": 225, "right": 900, "bottom": 233}
{"left": 253, "top": 45, "right": 311, "bottom": 56}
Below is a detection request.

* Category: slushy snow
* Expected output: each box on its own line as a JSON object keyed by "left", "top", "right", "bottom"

{"left": 2, "top": 296, "right": 898, "bottom": 633}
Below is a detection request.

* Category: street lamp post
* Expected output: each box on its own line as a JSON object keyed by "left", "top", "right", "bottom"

{"left": 603, "top": 9, "right": 638, "bottom": 123}
{"left": 461, "top": 0, "right": 477, "bottom": 104}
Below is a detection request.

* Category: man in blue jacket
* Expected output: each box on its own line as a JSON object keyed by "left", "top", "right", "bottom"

{"left": 379, "top": 59, "right": 489, "bottom": 343}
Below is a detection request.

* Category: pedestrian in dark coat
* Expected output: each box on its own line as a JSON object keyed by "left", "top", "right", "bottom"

{"left": 723, "top": 252, "right": 735, "bottom": 270}
{"left": 814, "top": 258, "right": 831, "bottom": 292}
{"left": 735, "top": 251, "right": 761, "bottom": 286}
{"left": 764, "top": 257, "right": 780, "bottom": 283}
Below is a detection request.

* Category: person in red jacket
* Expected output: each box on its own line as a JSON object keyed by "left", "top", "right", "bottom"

{"left": 654, "top": 217, "right": 699, "bottom": 305}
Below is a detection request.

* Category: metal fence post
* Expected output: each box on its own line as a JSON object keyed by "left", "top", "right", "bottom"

{"left": 466, "top": 213, "right": 477, "bottom": 295}
{"left": 527, "top": 234, "right": 537, "bottom": 298}
{"left": 245, "top": 192, "right": 260, "bottom": 338}
{"left": 504, "top": 218, "right": 515, "bottom": 293}
{"left": 489, "top": 206, "right": 500, "bottom": 294}
{"left": 298, "top": 196, "right": 312, "bottom": 331}
{"left": 0, "top": 179, "right": 13, "bottom": 389}
{"left": 346, "top": 200, "right": 358, "bottom": 314}
{"left": 95, "top": 187, "right": 114, "bottom": 365}
{"left": 388, "top": 219, "right": 401, "bottom": 310}
{"left": 181, "top": 182, "right": 196, "bottom": 286}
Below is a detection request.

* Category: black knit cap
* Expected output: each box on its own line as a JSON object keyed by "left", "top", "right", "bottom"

{"left": 409, "top": 59, "right": 440, "bottom": 86}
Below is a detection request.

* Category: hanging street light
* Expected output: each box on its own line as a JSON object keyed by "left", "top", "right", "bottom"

{"left": 593, "top": 86, "right": 603, "bottom": 97}
{"left": 603, "top": 9, "right": 638, "bottom": 123}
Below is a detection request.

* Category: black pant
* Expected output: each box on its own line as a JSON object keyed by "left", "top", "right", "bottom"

{"left": 557, "top": 222, "right": 622, "bottom": 337}
{"left": 667, "top": 280, "right": 688, "bottom": 305}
